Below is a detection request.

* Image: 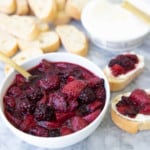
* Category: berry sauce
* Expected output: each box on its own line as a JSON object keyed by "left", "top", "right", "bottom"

{"left": 3, "top": 59, "right": 106, "bottom": 137}
{"left": 108, "top": 54, "right": 139, "bottom": 77}
{"left": 116, "top": 89, "right": 150, "bottom": 118}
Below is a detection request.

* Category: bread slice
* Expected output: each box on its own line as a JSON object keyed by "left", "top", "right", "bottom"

{"left": 56, "top": 0, "right": 66, "bottom": 10}
{"left": 4, "top": 48, "right": 43, "bottom": 74}
{"left": 0, "top": 0, "right": 16, "bottom": 14}
{"left": 56, "top": 25, "right": 88, "bottom": 56}
{"left": 36, "top": 20, "right": 50, "bottom": 32}
{"left": 65, "top": 0, "right": 89, "bottom": 20}
{"left": 104, "top": 53, "right": 144, "bottom": 92}
{"left": 111, "top": 90, "right": 150, "bottom": 134}
{"left": 18, "top": 31, "right": 60, "bottom": 53}
{"left": 0, "top": 13, "right": 40, "bottom": 40}
{"left": 27, "top": 16, "right": 50, "bottom": 32}
{"left": 53, "top": 10, "right": 71, "bottom": 25}
{"left": 0, "top": 29, "right": 18, "bottom": 57}
{"left": 28, "top": 0, "right": 57, "bottom": 22}
{"left": 16, "top": 0, "right": 29, "bottom": 15}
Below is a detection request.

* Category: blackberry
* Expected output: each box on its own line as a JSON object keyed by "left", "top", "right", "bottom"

{"left": 34, "top": 104, "right": 55, "bottom": 121}
{"left": 49, "top": 129, "right": 61, "bottom": 137}
{"left": 78, "top": 87, "right": 95, "bottom": 104}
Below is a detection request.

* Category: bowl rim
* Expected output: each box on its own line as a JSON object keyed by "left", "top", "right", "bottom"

{"left": 0, "top": 52, "right": 110, "bottom": 148}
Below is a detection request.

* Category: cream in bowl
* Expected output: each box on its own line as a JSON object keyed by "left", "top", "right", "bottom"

{"left": 81, "top": 0, "right": 150, "bottom": 51}
{"left": 0, "top": 52, "right": 110, "bottom": 148}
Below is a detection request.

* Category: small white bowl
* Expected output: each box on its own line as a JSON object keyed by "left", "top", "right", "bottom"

{"left": 0, "top": 52, "right": 110, "bottom": 149}
{"left": 81, "top": 0, "right": 150, "bottom": 51}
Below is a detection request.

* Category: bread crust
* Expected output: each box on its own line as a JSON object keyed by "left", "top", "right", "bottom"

{"left": 28, "top": 0, "right": 57, "bottom": 22}
{"left": 111, "top": 108, "right": 139, "bottom": 133}
{"left": 0, "top": 0, "right": 16, "bottom": 14}
{"left": 111, "top": 92, "right": 150, "bottom": 133}
{"left": 56, "top": 0, "right": 66, "bottom": 11}
{"left": 16, "top": 0, "right": 29, "bottom": 15}
{"left": 65, "top": 0, "right": 89, "bottom": 20}
{"left": 0, "top": 30, "right": 18, "bottom": 57}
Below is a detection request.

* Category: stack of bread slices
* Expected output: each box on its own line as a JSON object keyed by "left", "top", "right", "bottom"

{"left": 0, "top": 0, "right": 89, "bottom": 74}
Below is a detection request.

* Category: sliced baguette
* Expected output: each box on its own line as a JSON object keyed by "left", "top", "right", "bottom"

{"left": 56, "top": 25, "right": 88, "bottom": 56}
{"left": 4, "top": 48, "right": 43, "bottom": 74}
{"left": 111, "top": 90, "right": 150, "bottom": 134}
{"left": 65, "top": 0, "right": 89, "bottom": 20}
{"left": 16, "top": 0, "right": 29, "bottom": 15}
{"left": 56, "top": 0, "right": 66, "bottom": 11}
{"left": 26, "top": 15, "right": 50, "bottom": 32}
{"left": 18, "top": 31, "right": 60, "bottom": 53}
{"left": 53, "top": 10, "right": 71, "bottom": 25}
{"left": 37, "top": 20, "right": 50, "bottom": 32}
{"left": 0, "top": 13, "right": 40, "bottom": 40}
{"left": 28, "top": 0, "right": 57, "bottom": 22}
{"left": 0, "top": 0, "right": 16, "bottom": 14}
{"left": 104, "top": 53, "right": 144, "bottom": 92}
{"left": 0, "top": 30, "right": 18, "bottom": 57}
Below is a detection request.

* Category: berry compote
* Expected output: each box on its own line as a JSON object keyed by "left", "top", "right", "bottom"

{"left": 108, "top": 53, "right": 139, "bottom": 77}
{"left": 3, "top": 59, "right": 106, "bottom": 137}
{"left": 116, "top": 89, "right": 150, "bottom": 118}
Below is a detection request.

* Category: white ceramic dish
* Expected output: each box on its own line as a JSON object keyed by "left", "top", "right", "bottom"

{"left": 81, "top": 0, "right": 150, "bottom": 51}
{"left": 0, "top": 52, "right": 110, "bottom": 149}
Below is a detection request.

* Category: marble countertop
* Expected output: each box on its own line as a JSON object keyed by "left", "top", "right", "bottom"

{"left": 0, "top": 21, "right": 150, "bottom": 150}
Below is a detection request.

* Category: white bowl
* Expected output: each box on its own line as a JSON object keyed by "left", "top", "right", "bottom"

{"left": 81, "top": 0, "right": 150, "bottom": 51}
{"left": 0, "top": 52, "right": 110, "bottom": 149}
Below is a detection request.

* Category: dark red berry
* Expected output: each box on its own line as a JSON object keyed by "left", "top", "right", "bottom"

{"left": 78, "top": 87, "right": 95, "bottom": 104}
{"left": 16, "top": 99, "right": 35, "bottom": 114}
{"left": 26, "top": 87, "right": 43, "bottom": 103}
{"left": 38, "top": 59, "right": 54, "bottom": 73}
{"left": 56, "top": 112, "right": 75, "bottom": 122}
{"left": 87, "top": 77, "right": 104, "bottom": 88}
{"left": 5, "top": 111, "right": 22, "bottom": 127}
{"left": 129, "top": 89, "right": 150, "bottom": 106}
{"left": 116, "top": 95, "right": 140, "bottom": 118}
{"left": 38, "top": 75, "right": 60, "bottom": 90}
{"left": 126, "top": 54, "right": 138, "bottom": 63}
{"left": 67, "top": 100, "right": 78, "bottom": 111}
{"left": 111, "top": 64, "right": 125, "bottom": 76}
{"left": 38, "top": 121, "right": 60, "bottom": 129}
{"left": 83, "top": 109, "right": 100, "bottom": 123}
{"left": 60, "top": 127, "right": 73, "bottom": 136}
{"left": 15, "top": 74, "right": 26, "bottom": 87}
{"left": 8, "top": 86, "right": 22, "bottom": 97}
{"left": 108, "top": 59, "right": 120, "bottom": 67}
{"left": 140, "top": 104, "right": 150, "bottom": 115}
{"left": 20, "top": 115, "right": 35, "bottom": 131}
{"left": 4, "top": 96, "right": 16, "bottom": 110}
{"left": 29, "top": 125, "right": 49, "bottom": 137}
{"left": 49, "top": 128, "right": 60, "bottom": 137}
{"left": 48, "top": 93, "right": 67, "bottom": 112}
{"left": 70, "top": 116, "right": 88, "bottom": 131}
{"left": 34, "top": 104, "right": 55, "bottom": 121}
{"left": 62, "top": 79, "right": 87, "bottom": 99}
{"left": 78, "top": 104, "right": 89, "bottom": 116}
{"left": 96, "top": 87, "right": 106, "bottom": 101}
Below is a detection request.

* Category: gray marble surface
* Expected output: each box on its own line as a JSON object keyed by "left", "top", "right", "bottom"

{"left": 0, "top": 21, "right": 150, "bottom": 150}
